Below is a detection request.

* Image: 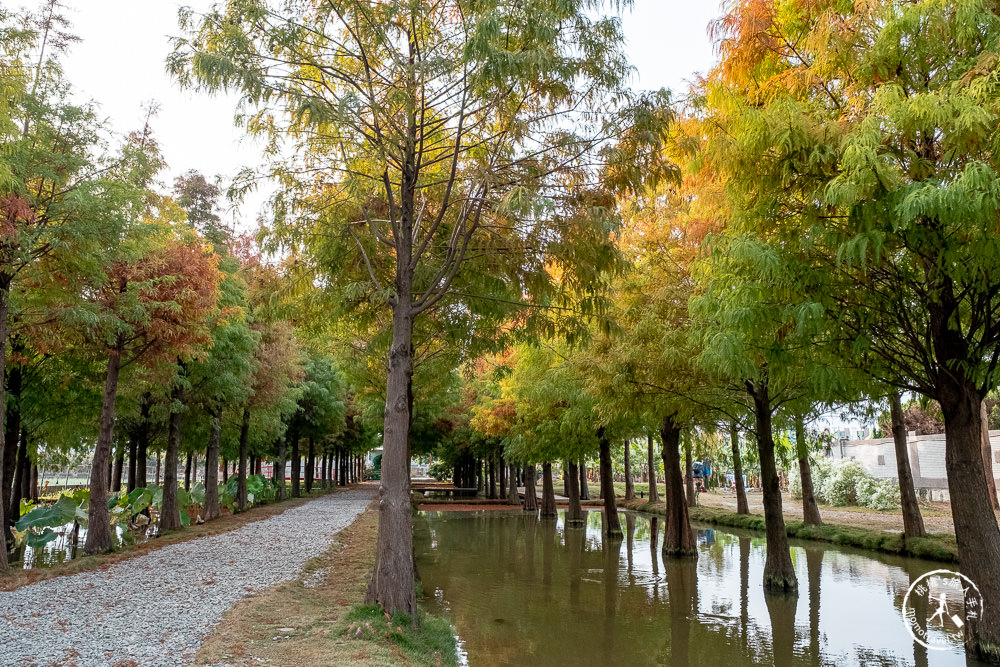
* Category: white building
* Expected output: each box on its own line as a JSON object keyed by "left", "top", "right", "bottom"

{"left": 830, "top": 431, "right": 1000, "bottom": 502}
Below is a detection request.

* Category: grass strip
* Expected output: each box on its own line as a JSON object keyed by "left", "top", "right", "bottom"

{"left": 621, "top": 498, "right": 959, "bottom": 563}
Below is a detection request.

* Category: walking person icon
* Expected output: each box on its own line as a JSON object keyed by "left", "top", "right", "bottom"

{"left": 928, "top": 594, "right": 949, "bottom": 626}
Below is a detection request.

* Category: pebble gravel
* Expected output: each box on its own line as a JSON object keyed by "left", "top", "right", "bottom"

{"left": 0, "top": 489, "right": 373, "bottom": 667}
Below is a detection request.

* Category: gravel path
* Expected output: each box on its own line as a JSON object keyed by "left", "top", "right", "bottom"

{"left": 0, "top": 489, "right": 373, "bottom": 667}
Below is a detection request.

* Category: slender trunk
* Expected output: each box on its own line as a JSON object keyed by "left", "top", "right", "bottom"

{"left": 222, "top": 458, "right": 228, "bottom": 483}
{"left": 540, "top": 462, "right": 557, "bottom": 517}
{"left": 184, "top": 451, "right": 193, "bottom": 491}
{"left": 476, "top": 458, "right": 483, "bottom": 494}
{"left": 290, "top": 422, "right": 301, "bottom": 498}
{"left": 981, "top": 401, "right": 999, "bottom": 511}
{"left": 505, "top": 464, "right": 519, "bottom": 505}
{"left": 365, "top": 296, "right": 416, "bottom": 617}
{"left": 204, "top": 404, "right": 222, "bottom": 520}
{"left": 84, "top": 342, "right": 123, "bottom": 555}
{"left": 488, "top": 456, "right": 496, "bottom": 499}
{"left": 748, "top": 378, "right": 797, "bottom": 592}
{"left": 276, "top": 435, "right": 287, "bottom": 500}
{"left": 155, "top": 453, "right": 160, "bottom": 486}
{"left": 565, "top": 460, "right": 584, "bottom": 524}
{"left": 937, "top": 376, "right": 1000, "bottom": 656}
{"left": 29, "top": 463, "right": 37, "bottom": 503}
{"left": 237, "top": 405, "right": 250, "bottom": 512}
{"left": 305, "top": 436, "right": 315, "bottom": 493}
{"left": 599, "top": 429, "right": 622, "bottom": 537}
{"left": 111, "top": 442, "right": 124, "bottom": 493}
{"left": 159, "top": 381, "right": 184, "bottom": 533}
{"left": 646, "top": 434, "right": 659, "bottom": 504}
{"left": 730, "top": 422, "right": 749, "bottom": 515}
{"left": 889, "top": 392, "right": 925, "bottom": 539}
{"left": 499, "top": 456, "right": 506, "bottom": 496}
{"left": 523, "top": 464, "right": 538, "bottom": 511}
{"left": 136, "top": 393, "right": 150, "bottom": 489}
{"left": 660, "top": 414, "right": 696, "bottom": 558}
{"left": 10, "top": 431, "right": 27, "bottom": 523}
{"left": 2, "top": 351, "right": 21, "bottom": 544}
{"left": 126, "top": 435, "right": 137, "bottom": 493}
{"left": 17, "top": 431, "right": 28, "bottom": 503}
{"left": 579, "top": 459, "right": 590, "bottom": 500}
{"left": 795, "top": 415, "right": 821, "bottom": 526}
{"left": 684, "top": 441, "right": 696, "bottom": 508}
{"left": 623, "top": 439, "right": 635, "bottom": 501}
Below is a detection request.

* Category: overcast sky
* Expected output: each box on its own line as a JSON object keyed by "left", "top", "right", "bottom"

{"left": 57, "top": 1, "right": 722, "bottom": 228}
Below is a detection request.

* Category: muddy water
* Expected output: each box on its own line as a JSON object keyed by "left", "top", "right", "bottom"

{"left": 13, "top": 521, "right": 148, "bottom": 569}
{"left": 415, "top": 509, "right": 986, "bottom": 666}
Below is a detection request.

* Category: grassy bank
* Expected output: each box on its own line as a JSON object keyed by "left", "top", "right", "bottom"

{"left": 621, "top": 498, "right": 959, "bottom": 563}
{"left": 195, "top": 501, "right": 459, "bottom": 667}
{"left": 2, "top": 487, "right": 340, "bottom": 592}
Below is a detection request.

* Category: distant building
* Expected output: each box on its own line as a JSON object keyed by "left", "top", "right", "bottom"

{"left": 829, "top": 431, "right": 1000, "bottom": 502}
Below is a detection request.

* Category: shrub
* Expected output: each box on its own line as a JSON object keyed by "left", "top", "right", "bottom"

{"left": 821, "top": 459, "right": 869, "bottom": 506}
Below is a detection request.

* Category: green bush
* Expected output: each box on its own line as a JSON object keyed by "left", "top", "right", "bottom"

{"left": 820, "top": 459, "right": 868, "bottom": 506}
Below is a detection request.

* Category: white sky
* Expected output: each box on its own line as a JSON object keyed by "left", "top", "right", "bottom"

{"left": 57, "top": 0, "right": 723, "bottom": 230}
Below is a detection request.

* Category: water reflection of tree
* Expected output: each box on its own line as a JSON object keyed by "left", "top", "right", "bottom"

{"left": 805, "top": 547, "right": 822, "bottom": 663}
{"left": 664, "top": 558, "right": 698, "bottom": 666}
{"left": 765, "top": 588, "right": 798, "bottom": 665}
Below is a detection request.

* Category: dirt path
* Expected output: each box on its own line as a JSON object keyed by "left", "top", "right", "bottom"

{"left": 696, "top": 489, "right": 962, "bottom": 533}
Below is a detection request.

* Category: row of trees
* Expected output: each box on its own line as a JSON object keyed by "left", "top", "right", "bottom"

{"left": 16, "top": 0, "right": 993, "bottom": 661}
{"left": 0, "top": 2, "right": 380, "bottom": 572}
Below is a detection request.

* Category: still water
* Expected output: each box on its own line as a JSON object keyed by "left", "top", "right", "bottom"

{"left": 414, "top": 509, "right": 985, "bottom": 666}
{"left": 13, "top": 521, "right": 147, "bottom": 569}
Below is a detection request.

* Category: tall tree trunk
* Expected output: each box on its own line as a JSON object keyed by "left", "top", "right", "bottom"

{"left": 365, "top": 296, "right": 416, "bottom": 617}
{"left": 488, "top": 456, "right": 496, "bottom": 499}
{"left": 523, "top": 463, "right": 538, "bottom": 511}
{"left": 204, "top": 404, "right": 222, "bottom": 520}
{"left": 981, "top": 400, "right": 999, "bottom": 511}
{"left": 237, "top": 406, "right": 250, "bottom": 512}
{"left": 10, "top": 431, "right": 27, "bottom": 523}
{"left": 135, "top": 393, "right": 151, "bottom": 489}
{"left": 937, "top": 375, "right": 1000, "bottom": 657}
{"left": 155, "top": 453, "right": 160, "bottom": 486}
{"left": 2, "top": 350, "right": 21, "bottom": 546}
{"left": 565, "top": 460, "right": 584, "bottom": 525}
{"left": 276, "top": 434, "right": 287, "bottom": 500}
{"left": 540, "top": 462, "right": 557, "bottom": 517}
{"left": 29, "top": 463, "right": 37, "bottom": 503}
{"left": 476, "top": 458, "right": 483, "bottom": 494}
{"left": 127, "top": 435, "right": 137, "bottom": 493}
{"left": 184, "top": 451, "right": 193, "bottom": 491}
{"left": 646, "top": 434, "right": 659, "bottom": 504}
{"left": 660, "top": 414, "right": 696, "bottom": 558}
{"left": 290, "top": 422, "right": 300, "bottom": 498}
{"left": 499, "top": 456, "right": 506, "bottom": 496}
{"left": 84, "top": 342, "right": 123, "bottom": 555}
{"left": 506, "top": 464, "right": 519, "bottom": 505}
{"left": 623, "top": 439, "right": 635, "bottom": 501}
{"left": 598, "top": 429, "right": 622, "bottom": 537}
{"left": 889, "top": 392, "right": 925, "bottom": 539}
{"left": 684, "top": 441, "right": 696, "bottom": 508}
{"left": 730, "top": 422, "right": 749, "bottom": 515}
{"left": 305, "top": 436, "right": 315, "bottom": 493}
{"left": 748, "top": 378, "right": 797, "bottom": 592}
{"left": 111, "top": 442, "right": 124, "bottom": 493}
{"left": 159, "top": 381, "right": 184, "bottom": 533}
{"left": 0, "top": 284, "right": 10, "bottom": 572}
{"left": 579, "top": 459, "right": 590, "bottom": 500}
{"left": 794, "top": 415, "right": 822, "bottom": 526}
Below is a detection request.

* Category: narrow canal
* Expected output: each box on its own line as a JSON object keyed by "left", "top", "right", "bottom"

{"left": 414, "top": 509, "right": 983, "bottom": 666}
